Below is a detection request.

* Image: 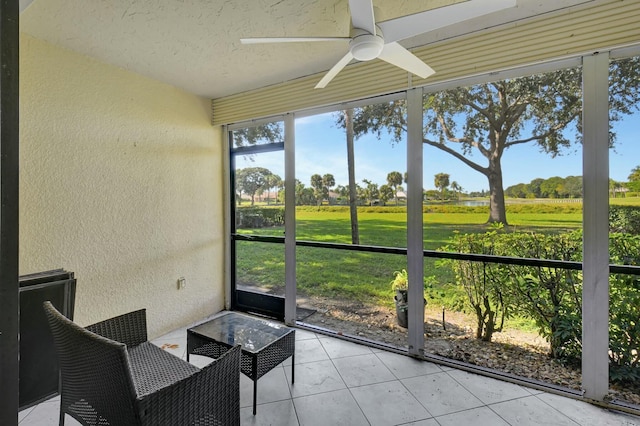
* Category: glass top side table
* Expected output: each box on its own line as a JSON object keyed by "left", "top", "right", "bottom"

{"left": 187, "top": 311, "right": 295, "bottom": 415}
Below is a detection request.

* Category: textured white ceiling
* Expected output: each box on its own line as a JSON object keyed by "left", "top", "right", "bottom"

{"left": 20, "top": 0, "right": 601, "bottom": 99}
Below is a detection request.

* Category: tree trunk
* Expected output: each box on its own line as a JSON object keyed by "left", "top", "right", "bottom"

{"left": 345, "top": 109, "right": 360, "bottom": 245}
{"left": 483, "top": 296, "right": 495, "bottom": 342}
{"left": 474, "top": 304, "right": 485, "bottom": 339}
{"left": 486, "top": 160, "right": 508, "bottom": 224}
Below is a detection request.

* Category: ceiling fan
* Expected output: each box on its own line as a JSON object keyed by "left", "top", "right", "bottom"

{"left": 241, "top": 0, "right": 517, "bottom": 89}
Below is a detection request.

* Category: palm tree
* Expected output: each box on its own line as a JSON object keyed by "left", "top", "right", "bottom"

{"left": 387, "top": 171, "right": 403, "bottom": 206}
{"left": 451, "top": 181, "right": 462, "bottom": 200}
{"left": 345, "top": 109, "right": 359, "bottom": 244}
{"left": 628, "top": 165, "right": 640, "bottom": 192}
{"left": 322, "top": 174, "right": 335, "bottom": 204}
{"left": 263, "top": 173, "right": 282, "bottom": 205}
{"left": 434, "top": 173, "right": 450, "bottom": 201}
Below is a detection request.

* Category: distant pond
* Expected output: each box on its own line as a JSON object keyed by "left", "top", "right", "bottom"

{"left": 426, "top": 200, "right": 490, "bottom": 207}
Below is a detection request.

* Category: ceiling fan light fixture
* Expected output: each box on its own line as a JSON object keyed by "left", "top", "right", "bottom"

{"left": 349, "top": 33, "right": 384, "bottom": 61}
{"left": 241, "top": 0, "right": 518, "bottom": 88}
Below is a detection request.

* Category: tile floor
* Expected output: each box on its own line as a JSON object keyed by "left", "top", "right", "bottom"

{"left": 18, "top": 320, "right": 640, "bottom": 426}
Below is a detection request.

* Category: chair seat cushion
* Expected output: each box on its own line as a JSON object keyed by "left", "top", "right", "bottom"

{"left": 127, "top": 342, "right": 199, "bottom": 397}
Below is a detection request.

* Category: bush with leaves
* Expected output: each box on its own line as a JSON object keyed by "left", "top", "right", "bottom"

{"left": 498, "top": 231, "right": 583, "bottom": 360}
{"left": 609, "top": 233, "right": 640, "bottom": 383}
{"left": 443, "top": 228, "right": 640, "bottom": 384}
{"left": 609, "top": 205, "right": 640, "bottom": 234}
{"left": 441, "top": 231, "right": 513, "bottom": 342}
{"left": 236, "top": 207, "right": 284, "bottom": 228}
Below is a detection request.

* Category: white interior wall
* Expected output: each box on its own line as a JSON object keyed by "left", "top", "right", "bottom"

{"left": 19, "top": 33, "right": 225, "bottom": 338}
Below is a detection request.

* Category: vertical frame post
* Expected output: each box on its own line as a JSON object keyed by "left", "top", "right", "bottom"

{"left": 406, "top": 88, "right": 424, "bottom": 356}
{"left": 222, "top": 125, "right": 233, "bottom": 310}
{"left": 0, "top": 0, "right": 20, "bottom": 424}
{"left": 581, "top": 52, "right": 610, "bottom": 401}
{"left": 284, "top": 114, "right": 296, "bottom": 325}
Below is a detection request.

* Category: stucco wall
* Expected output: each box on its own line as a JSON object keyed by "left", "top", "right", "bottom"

{"left": 19, "top": 33, "right": 225, "bottom": 338}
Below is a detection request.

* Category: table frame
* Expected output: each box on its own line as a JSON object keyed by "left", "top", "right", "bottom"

{"left": 187, "top": 314, "right": 295, "bottom": 415}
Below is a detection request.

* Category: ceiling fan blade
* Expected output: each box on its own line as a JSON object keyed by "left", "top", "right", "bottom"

{"left": 241, "top": 37, "right": 349, "bottom": 44}
{"left": 349, "top": 0, "right": 376, "bottom": 35}
{"left": 315, "top": 51, "right": 355, "bottom": 89}
{"left": 378, "top": 42, "right": 435, "bottom": 79}
{"left": 379, "top": 0, "right": 517, "bottom": 43}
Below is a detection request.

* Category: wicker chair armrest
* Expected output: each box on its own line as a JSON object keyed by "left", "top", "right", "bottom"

{"left": 136, "top": 344, "right": 241, "bottom": 426}
{"left": 86, "top": 308, "right": 148, "bottom": 347}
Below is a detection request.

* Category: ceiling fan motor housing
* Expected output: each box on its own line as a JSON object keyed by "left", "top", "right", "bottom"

{"left": 349, "top": 29, "right": 384, "bottom": 61}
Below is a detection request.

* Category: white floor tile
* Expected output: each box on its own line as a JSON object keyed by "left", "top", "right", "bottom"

{"left": 20, "top": 319, "right": 640, "bottom": 426}
{"left": 283, "top": 338, "right": 329, "bottom": 366}
{"left": 402, "top": 371, "right": 484, "bottom": 417}
{"left": 350, "top": 380, "right": 432, "bottom": 426}
{"left": 332, "top": 353, "right": 396, "bottom": 387}
{"left": 293, "top": 329, "right": 318, "bottom": 341}
{"left": 240, "top": 399, "right": 299, "bottom": 426}
{"left": 18, "top": 400, "right": 81, "bottom": 426}
{"left": 151, "top": 335, "right": 187, "bottom": 359}
{"left": 18, "top": 401, "right": 59, "bottom": 426}
{"left": 318, "top": 337, "right": 373, "bottom": 359}
{"left": 240, "top": 366, "right": 291, "bottom": 408}
{"left": 490, "top": 395, "right": 579, "bottom": 425}
{"left": 535, "top": 392, "right": 640, "bottom": 426}
{"left": 522, "top": 386, "right": 545, "bottom": 395}
{"left": 18, "top": 406, "right": 35, "bottom": 422}
{"left": 446, "top": 369, "right": 531, "bottom": 404}
{"left": 403, "top": 419, "right": 440, "bottom": 426}
{"left": 375, "top": 351, "right": 442, "bottom": 379}
{"left": 285, "top": 359, "right": 346, "bottom": 398}
{"left": 436, "top": 406, "right": 510, "bottom": 426}
{"left": 187, "top": 353, "right": 215, "bottom": 368}
{"left": 153, "top": 326, "right": 187, "bottom": 341}
{"left": 293, "top": 389, "right": 369, "bottom": 426}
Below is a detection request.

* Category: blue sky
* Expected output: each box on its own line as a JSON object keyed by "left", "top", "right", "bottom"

{"left": 237, "top": 110, "right": 638, "bottom": 193}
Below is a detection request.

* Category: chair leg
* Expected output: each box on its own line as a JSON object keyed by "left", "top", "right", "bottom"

{"left": 57, "top": 378, "right": 64, "bottom": 425}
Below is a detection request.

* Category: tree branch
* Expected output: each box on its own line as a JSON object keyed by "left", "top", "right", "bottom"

{"left": 435, "top": 114, "right": 491, "bottom": 158}
{"left": 505, "top": 119, "right": 574, "bottom": 147}
{"left": 466, "top": 99, "right": 500, "bottom": 130}
{"left": 423, "top": 138, "right": 489, "bottom": 175}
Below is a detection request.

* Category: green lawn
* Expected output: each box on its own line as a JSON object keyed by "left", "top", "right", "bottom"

{"left": 236, "top": 204, "right": 585, "bottom": 311}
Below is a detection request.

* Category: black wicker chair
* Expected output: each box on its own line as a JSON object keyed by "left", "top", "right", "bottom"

{"left": 43, "top": 301, "right": 241, "bottom": 426}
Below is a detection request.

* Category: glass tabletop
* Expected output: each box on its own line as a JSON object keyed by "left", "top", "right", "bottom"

{"left": 188, "top": 312, "right": 292, "bottom": 353}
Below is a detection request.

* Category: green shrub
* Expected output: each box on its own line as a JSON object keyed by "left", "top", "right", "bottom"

{"left": 494, "top": 231, "right": 583, "bottom": 359}
{"left": 505, "top": 203, "right": 582, "bottom": 214}
{"left": 441, "top": 231, "right": 513, "bottom": 342}
{"left": 609, "top": 233, "right": 640, "bottom": 383}
{"left": 296, "top": 205, "right": 408, "bottom": 214}
{"left": 424, "top": 205, "right": 487, "bottom": 214}
{"left": 443, "top": 229, "right": 640, "bottom": 382}
{"left": 442, "top": 230, "right": 584, "bottom": 356}
{"left": 237, "top": 207, "right": 285, "bottom": 228}
{"left": 609, "top": 205, "right": 640, "bottom": 234}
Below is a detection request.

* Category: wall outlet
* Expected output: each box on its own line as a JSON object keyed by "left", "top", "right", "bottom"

{"left": 177, "top": 277, "right": 186, "bottom": 290}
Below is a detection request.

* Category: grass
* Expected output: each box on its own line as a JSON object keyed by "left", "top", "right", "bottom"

{"left": 235, "top": 203, "right": 592, "bottom": 311}
{"left": 236, "top": 200, "right": 640, "bottom": 336}
{"left": 239, "top": 199, "right": 637, "bottom": 302}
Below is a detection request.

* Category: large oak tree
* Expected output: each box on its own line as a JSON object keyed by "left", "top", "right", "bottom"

{"left": 347, "top": 57, "right": 640, "bottom": 224}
